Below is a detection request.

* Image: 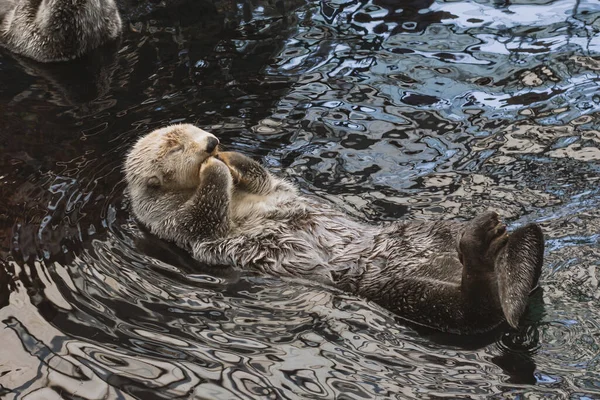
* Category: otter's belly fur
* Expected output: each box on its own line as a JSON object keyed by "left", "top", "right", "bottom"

{"left": 124, "top": 126, "right": 545, "bottom": 335}
{"left": 196, "top": 194, "right": 375, "bottom": 284}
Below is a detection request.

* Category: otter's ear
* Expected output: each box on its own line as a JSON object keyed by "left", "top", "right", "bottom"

{"left": 146, "top": 176, "right": 161, "bottom": 188}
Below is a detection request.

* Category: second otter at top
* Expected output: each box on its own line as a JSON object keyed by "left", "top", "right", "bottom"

{"left": 0, "top": 0, "right": 122, "bottom": 63}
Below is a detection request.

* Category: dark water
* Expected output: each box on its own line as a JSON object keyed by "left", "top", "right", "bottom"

{"left": 1, "top": 0, "right": 599, "bottom": 398}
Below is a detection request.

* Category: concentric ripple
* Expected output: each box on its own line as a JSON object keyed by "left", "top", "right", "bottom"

{"left": 1, "top": 0, "right": 600, "bottom": 398}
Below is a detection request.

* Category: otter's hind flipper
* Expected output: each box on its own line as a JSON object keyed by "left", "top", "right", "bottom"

{"left": 496, "top": 224, "right": 544, "bottom": 328}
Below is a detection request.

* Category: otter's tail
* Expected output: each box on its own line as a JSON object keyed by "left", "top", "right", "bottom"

{"left": 496, "top": 224, "right": 544, "bottom": 328}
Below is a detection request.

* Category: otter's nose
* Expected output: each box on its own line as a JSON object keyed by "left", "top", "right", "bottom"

{"left": 206, "top": 137, "right": 219, "bottom": 154}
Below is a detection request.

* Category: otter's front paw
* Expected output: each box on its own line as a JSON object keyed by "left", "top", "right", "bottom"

{"left": 215, "top": 151, "right": 254, "bottom": 185}
{"left": 199, "top": 157, "right": 233, "bottom": 185}
{"left": 459, "top": 211, "right": 509, "bottom": 266}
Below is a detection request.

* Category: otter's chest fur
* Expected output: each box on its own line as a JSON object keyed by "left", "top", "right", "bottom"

{"left": 191, "top": 189, "right": 379, "bottom": 284}
{"left": 192, "top": 187, "right": 465, "bottom": 294}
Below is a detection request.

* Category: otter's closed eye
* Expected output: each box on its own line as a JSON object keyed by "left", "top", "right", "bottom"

{"left": 169, "top": 145, "right": 184, "bottom": 154}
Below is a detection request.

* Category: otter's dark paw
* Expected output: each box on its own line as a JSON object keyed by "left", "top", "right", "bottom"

{"left": 199, "top": 157, "right": 232, "bottom": 186}
{"left": 459, "top": 211, "right": 508, "bottom": 267}
{"left": 215, "top": 151, "right": 267, "bottom": 191}
{"left": 215, "top": 152, "right": 247, "bottom": 184}
{"left": 216, "top": 151, "right": 255, "bottom": 175}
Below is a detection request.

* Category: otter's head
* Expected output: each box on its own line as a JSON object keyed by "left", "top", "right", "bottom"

{"left": 125, "top": 124, "right": 219, "bottom": 191}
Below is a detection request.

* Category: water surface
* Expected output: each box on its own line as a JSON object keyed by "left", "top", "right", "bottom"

{"left": 1, "top": 0, "right": 600, "bottom": 398}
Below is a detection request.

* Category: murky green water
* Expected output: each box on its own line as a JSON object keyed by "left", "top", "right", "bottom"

{"left": 1, "top": 0, "right": 599, "bottom": 398}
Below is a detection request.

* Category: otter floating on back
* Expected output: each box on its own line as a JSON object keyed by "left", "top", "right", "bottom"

{"left": 124, "top": 124, "right": 544, "bottom": 335}
{"left": 0, "top": 0, "right": 122, "bottom": 62}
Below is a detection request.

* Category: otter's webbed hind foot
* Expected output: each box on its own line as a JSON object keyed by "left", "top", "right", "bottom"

{"left": 459, "top": 212, "right": 544, "bottom": 329}
{"left": 496, "top": 224, "right": 544, "bottom": 328}
{"left": 459, "top": 211, "right": 508, "bottom": 269}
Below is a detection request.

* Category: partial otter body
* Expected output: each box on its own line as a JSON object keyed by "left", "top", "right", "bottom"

{"left": 124, "top": 124, "right": 544, "bottom": 335}
{"left": 0, "top": 0, "right": 122, "bottom": 62}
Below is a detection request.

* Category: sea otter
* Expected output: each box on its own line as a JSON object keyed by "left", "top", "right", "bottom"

{"left": 0, "top": 0, "right": 122, "bottom": 62}
{"left": 124, "top": 124, "right": 544, "bottom": 335}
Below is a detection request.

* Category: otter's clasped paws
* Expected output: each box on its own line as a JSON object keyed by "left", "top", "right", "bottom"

{"left": 214, "top": 151, "right": 272, "bottom": 194}
{"left": 215, "top": 152, "right": 256, "bottom": 186}
{"left": 199, "top": 157, "right": 232, "bottom": 185}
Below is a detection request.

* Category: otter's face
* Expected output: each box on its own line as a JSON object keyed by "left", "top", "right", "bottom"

{"left": 125, "top": 124, "right": 219, "bottom": 190}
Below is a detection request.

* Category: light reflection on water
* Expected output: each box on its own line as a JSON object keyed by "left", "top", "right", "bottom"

{"left": 1, "top": 0, "right": 599, "bottom": 398}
